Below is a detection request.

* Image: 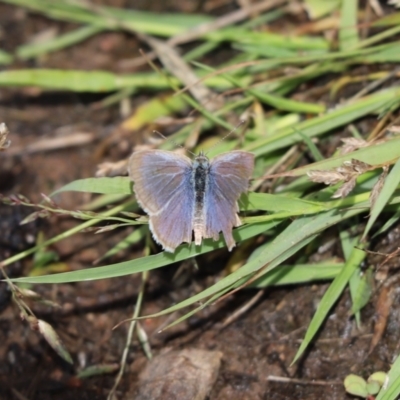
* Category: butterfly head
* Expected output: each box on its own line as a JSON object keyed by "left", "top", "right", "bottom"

{"left": 193, "top": 151, "right": 210, "bottom": 170}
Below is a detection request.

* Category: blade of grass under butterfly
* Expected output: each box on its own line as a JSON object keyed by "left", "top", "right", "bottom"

{"left": 151, "top": 232, "right": 321, "bottom": 328}
{"left": 51, "top": 176, "right": 329, "bottom": 214}
{"left": 120, "top": 205, "right": 367, "bottom": 321}
{"left": 9, "top": 220, "right": 278, "bottom": 284}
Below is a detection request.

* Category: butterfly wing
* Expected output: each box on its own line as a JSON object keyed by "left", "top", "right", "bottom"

{"left": 205, "top": 151, "right": 254, "bottom": 250}
{"left": 128, "top": 150, "right": 195, "bottom": 252}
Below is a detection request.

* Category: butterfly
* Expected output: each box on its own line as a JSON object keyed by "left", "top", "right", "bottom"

{"left": 128, "top": 149, "right": 254, "bottom": 252}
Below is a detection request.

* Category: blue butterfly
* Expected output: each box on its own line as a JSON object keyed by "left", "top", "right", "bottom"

{"left": 129, "top": 150, "right": 254, "bottom": 252}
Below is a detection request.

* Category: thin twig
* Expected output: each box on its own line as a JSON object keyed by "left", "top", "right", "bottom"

{"left": 107, "top": 270, "right": 149, "bottom": 400}
{"left": 7, "top": 132, "right": 95, "bottom": 156}
{"left": 137, "top": 33, "right": 220, "bottom": 111}
{"left": 216, "top": 289, "right": 265, "bottom": 332}
{"left": 267, "top": 376, "right": 342, "bottom": 386}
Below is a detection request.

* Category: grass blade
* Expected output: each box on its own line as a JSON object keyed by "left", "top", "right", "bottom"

{"left": 292, "top": 244, "right": 366, "bottom": 364}
{"left": 363, "top": 157, "right": 400, "bottom": 239}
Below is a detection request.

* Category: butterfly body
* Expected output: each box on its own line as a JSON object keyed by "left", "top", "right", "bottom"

{"left": 129, "top": 149, "right": 254, "bottom": 252}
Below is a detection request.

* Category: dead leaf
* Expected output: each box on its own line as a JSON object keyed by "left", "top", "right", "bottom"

{"left": 37, "top": 320, "right": 73, "bottom": 364}
{"left": 369, "top": 166, "right": 389, "bottom": 210}
{"left": 340, "top": 137, "right": 368, "bottom": 155}
{"left": 307, "top": 169, "right": 345, "bottom": 185}
{"left": 0, "top": 123, "right": 10, "bottom": 150}
{"left": 370, "top": 285, "right": 395, "bottom": 354}
{"left": 308, "top": 159, "right": 374, "bottom": 198}
{"left": 332, "top": 176, "right": 357, "bottom": 198}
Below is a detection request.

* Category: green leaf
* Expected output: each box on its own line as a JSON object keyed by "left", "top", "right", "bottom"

{"left": 344, "top": 374, "right": 368, "bottom": 397}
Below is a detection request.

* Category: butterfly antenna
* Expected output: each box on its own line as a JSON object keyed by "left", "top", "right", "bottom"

{"left": 153, "top": 130, "right": 196, "bottom": 157}
{"left": 206, "top": 119, "right": 246, "bottom": 154}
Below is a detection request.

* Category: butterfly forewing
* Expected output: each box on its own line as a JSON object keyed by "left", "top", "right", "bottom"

{"left": 129, "top": 150, "right": 194, "bottom": 251}
{"left": 149, "top": 184, "right": 194, "bottom": 251}
{"left": 129, "top": 150, "right": 192, "bottom": 214}
{"left": 205, "top": 151, "right": 254, "bottom": 250}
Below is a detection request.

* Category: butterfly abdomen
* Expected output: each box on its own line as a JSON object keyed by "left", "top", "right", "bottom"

{"left": 192, "top": 155, "right": 209, "bottom": 245}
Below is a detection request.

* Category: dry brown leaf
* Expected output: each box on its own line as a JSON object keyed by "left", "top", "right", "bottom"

{"left": 308, "top": 159, "right": 373, "bottom": 198}
{"left": 370, "top": 285, "right": 395, "bottom": 354}
{"left": 37, "top": 320, "right": 73, "bottom": 364}
{"left": 370, "top": 166, "right": 389, "bottom": 210}
{"left": 307, "top": 169, "right": 345, "bottom": 185}
{"left": 337, "top": 159, "right": 372, "bottom": 176}
{"left": 388, "top": 125, "right": 400, "bottom": 133}
{"left": 339, "top": 137, "right": 368, "bottom": 155}
{"left": 0, "top": 123, "right": 10, "bottom": 150}
{"left": 332, "top": 176, "right": 357, "bottom": 198}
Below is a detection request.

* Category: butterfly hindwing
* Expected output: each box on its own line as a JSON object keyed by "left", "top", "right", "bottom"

{"left": 129, "top": 150, "right": 195, "bottom": 251}
{"left": 205, "top": 151, "right": 254, "bottom": 250}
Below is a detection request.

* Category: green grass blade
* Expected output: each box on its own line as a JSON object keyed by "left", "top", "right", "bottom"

{"left": 246, "top": 88, "right": 400, "bottom": 156}
{"left": 0, "top": 49, "right": 13, "bottom": 65}
{"left": 193, "top": 61, "right": 325, "bottom": 114}
{"left": 341, "top": 230, "right": 363, "bottom": 326}
{"left": 95, "top": 227, "right": 147, "bottom": 264}
{"left": 243, "top": 192, "right": 328, "bottom": 213}
{"left": 51, "top": 177, "right": 133, "bottom": 196}
{"left": 0, "top": 69, "right": 232, "bottom": 92}
{"left": 303, "top": 0, "right": 340, "bottom": 19}
{"left": 251, "top": 262, "right": 344, "bottom": 287}
{"left": 2, "top": 0, "right": 212, "bottom": 36}
{"left": 274, "top": 136, "right": 400, "bottom": 176}
{"left": 363, "top": 157, "right": 400, "bottom": 239}
{"left": 339, "top": 0, "right": 359, "bottom": 50}
{"left": 16, "top": 25, "right": 102, "bottom": 59}
{"left": 122, "top": 205, "right": 366, "bottom": 321}
{"left": 350, "top": 267, "right": 373, "bottom": 316}
{"left": 373, "top": 209, "right": 400, "bottom": 238}
{"left": 292, "top": 244, "right": 366, "bottom": 364}
{"left": 9, "top": 220, "right": 276, "bottom": 284}
{"left": 375, "top": 354, "right": 400, "bottom": 400}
